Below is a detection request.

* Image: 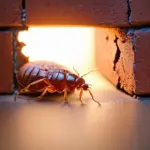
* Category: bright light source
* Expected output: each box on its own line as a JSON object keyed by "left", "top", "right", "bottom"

{"left": 18, "top": 27, "right": 95, "bottom": 73}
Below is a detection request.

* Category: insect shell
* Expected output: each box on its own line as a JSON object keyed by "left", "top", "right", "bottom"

{"left": 15, "top": 61, "right": 101, "bottom": 105}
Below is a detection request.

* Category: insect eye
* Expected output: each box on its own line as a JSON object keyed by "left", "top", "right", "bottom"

{"left": 81, "top": 84, "right": 89, "bottom": 90}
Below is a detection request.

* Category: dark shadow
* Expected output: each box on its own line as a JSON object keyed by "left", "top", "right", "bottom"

{"left": 137, "top": 96, "right": 150, "bottom": 102}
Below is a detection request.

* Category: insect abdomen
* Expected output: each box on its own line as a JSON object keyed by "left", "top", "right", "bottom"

{"left": 17, "top": 63, "right": 48, "bottom": 89}
{"left": 17, "top": 62, "right": 79, "bottom": 93}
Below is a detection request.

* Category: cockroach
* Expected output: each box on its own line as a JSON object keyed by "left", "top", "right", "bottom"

{"left": 15, "top": 61, "right": 101, "bottom": 106}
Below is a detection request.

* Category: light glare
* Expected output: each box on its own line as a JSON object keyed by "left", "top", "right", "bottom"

{"left": 18, "top": 27, "right": 95, "bottom": 73}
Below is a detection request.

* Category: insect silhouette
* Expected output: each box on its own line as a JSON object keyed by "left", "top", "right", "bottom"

{"left": 15, "top": 61, "right": 101, "bottom": 106}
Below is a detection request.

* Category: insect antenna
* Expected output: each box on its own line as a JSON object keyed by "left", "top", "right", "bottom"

{"left": 81, "top": 70, "right": 99, "bottom": 78}
{"left": 88, "top": 84, "right": 92, "bottom": 86}
{"left": 73, "top": 66, "right": 80, "bottom": 77}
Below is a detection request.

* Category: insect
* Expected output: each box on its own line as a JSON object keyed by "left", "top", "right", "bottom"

{"left": 15, "top": 61, "right": 101, "bottom": 106}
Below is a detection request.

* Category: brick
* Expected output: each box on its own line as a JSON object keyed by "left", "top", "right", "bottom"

{"left": 26, "top": 0, "right": 128, "bottom": 26}
{"left": 134, "top": 30, "right": 150, "bottom": 94}
{"left": 95, "top": 28, "right": 135, "bottom": 95}
{"left": 0, "top": 32, "right": 14, "bottom": 93}
{"left": 0, "top": 0, "right": 22, "bottom": 26}
{"left": 95, "top": 28, "right": 150, "bottom": 95}
{"left": 131, "top": 0, "right": 150, "bottom": 25}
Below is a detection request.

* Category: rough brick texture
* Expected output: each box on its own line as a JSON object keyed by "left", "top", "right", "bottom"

{"left": 26, "top": 0, "right": 128, "bottom": 26}
{"left": 0, "top": 0, "right": 22, "bottom": 26}
{"left": 0, "top": 32, "right": 14, "bottom": 93}
{"left": 95, "top": 28, "right": 135, "bottom": 95}
{"left": 131, "top": 0, "right": 150, "bottom": 25}
{"left": 95, "top": 28, "right": 150, "bottom": 95}
{"left": 134, "top": 30, "right": 150, "bottom": 94}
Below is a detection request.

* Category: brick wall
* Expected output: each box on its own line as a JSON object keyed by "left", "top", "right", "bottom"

{"left": 0, "top": 0, "right": 22, "bottom": 26}
{"left": 0, "top": 0, "right": 22, "bottom": 93}
{"left": 26, "top": 0, "right": 128, "bottom": 26}
{"left": 95, "top": 28, "right": 150, "bottom": 95}
{"left": 0, "top": 0, "right": 150, "bottom": 95}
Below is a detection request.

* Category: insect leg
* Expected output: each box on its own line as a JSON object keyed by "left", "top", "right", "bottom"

{"left": 30, "top": 84, "right": 57, "bottom": 101}
{"left": 49, "top": 87, "right": 69, "bottom": 103}
{"left": 64, "top": 89, "right": 68, "bottom": 101}
{"left": 62, "top": 70, "right": 69, "bottom": 102}
{"left": 79, "top": 88, "right": 84, "bottom": 104}
{"left": 14, "top": 88, "right": 27, "bottom": 101}
{"left": 88, "top": 89, "right": 101, "bottom": 106}
{"left": 14, "top": 78, "right": 54, "bottom": 101}
{"left": 33, "top": 87, "right": 48, "bottom": 101}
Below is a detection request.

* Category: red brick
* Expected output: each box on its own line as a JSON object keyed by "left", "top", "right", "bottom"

{"left": 0, "top": 32, "right": 14, "bottom": 93}
{"left": 95, "top": 28, "right": 150, "bottom": 95}
{"left": 95, "top": 28, "right": 135, "bottom": 95}
{"left": 0, "top": 0, "right": 22, "bottom": 26}
{"left": 26, "top": 0, "right": 128, "bottom": 26}
{"left": 131, "top": 0, "right": 150, "bottom": 25}
{"left": 134, "top": 30, "right": 150, "bottom": 94}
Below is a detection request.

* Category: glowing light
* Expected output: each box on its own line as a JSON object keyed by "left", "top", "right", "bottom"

{"left": 18, "top": 27, "right": 95, "bottom": 73}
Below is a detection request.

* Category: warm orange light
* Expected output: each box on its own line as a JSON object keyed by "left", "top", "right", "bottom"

{"left": 18, "top": 27, "right": 119, "bottom": 103}
{"left": 18, "top": 27, "right": 95, "bottom": 73}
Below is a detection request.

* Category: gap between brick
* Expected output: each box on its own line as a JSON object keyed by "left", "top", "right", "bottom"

{"left": 113, "top": 36, "right": 120, "bottom": 71}
{"left": 127, "top": 0, "right": 131, "bottom": 24}
{"left": 113, "top": 36, "right": 121, "bottom": 88}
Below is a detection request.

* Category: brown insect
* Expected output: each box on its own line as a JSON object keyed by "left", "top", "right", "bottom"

{"left": 15, "top": 61, "right": 101, "bottom": 105}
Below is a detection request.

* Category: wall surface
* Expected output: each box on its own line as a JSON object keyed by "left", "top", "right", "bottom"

{"left": 131, "top": 0, "right": 150, "bottom": 25}
{"left": 26, "top": 0, "right": 128, "bottom": 26}
{"left": 0, "top": 32, "right": 14, "bottom": 93}
{"left": 95, "top": 28, "right": 150, "bottom": 95}
{"left": 0, "top": 0, "right": 22, "bottom": 26}
{"left": 0, "top": 0, "right": 150, "bottom": 95}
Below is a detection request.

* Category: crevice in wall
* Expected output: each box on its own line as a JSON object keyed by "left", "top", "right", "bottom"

{"left": 113, "top": 36, "right": 120, "bottom": 71}
{"left": 12, "top": 30, "right": 29, "bottom": 94}
{"left": 113, "top": 35, "right": 121, "bottom": 88}
{"left": 127, "top": 29, "right": 135, "bottom": 52}
{"left": 12, "top": 31, "right": 18, "bottom": 94}
{"left": 127, "top": 0, "right": 131, "bottom": 24}
{"left": 22, "top": 0, "right": 26, "bottom": 25}
{"left": 117, "top": 77, "right": 121, "bottom": 89}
